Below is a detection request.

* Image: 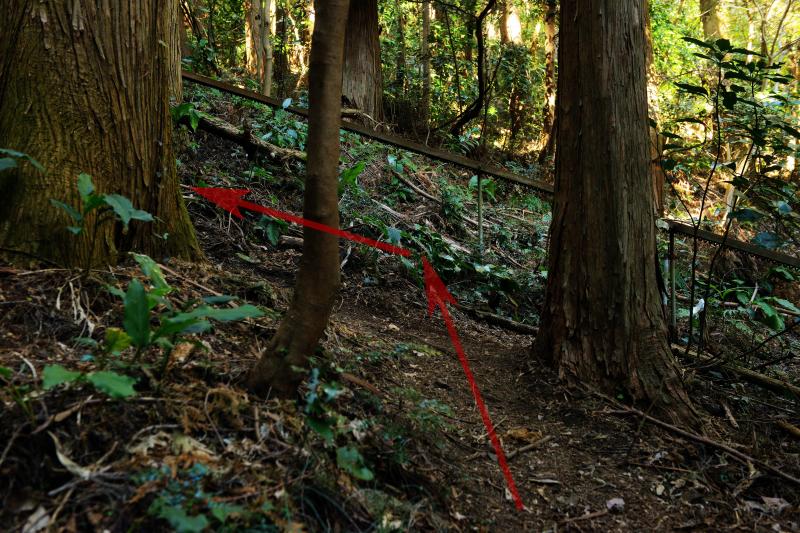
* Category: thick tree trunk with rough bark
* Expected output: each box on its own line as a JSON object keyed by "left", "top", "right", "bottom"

{"left": 533, "top": 0, "right": 695, "bottom": 424}
{"left": 246, "top": 0, "right": 274, "bottom": 95}
{"left": 247, "top": 0, "right": 348, "bottom": 397}
{"left": 343, "top": 0, "right": 384, "bottom": 122}
{"left": 0, "top": 0, "right": 200, "bottom": 268}
{"left": 537, "top": 0, "right": 557, "bottom": 163}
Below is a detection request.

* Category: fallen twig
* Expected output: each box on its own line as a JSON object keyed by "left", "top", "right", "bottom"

{"left": 507, "top": 435, "right": 553, "bottom": 461}
{"left": 673, "top": 344, "right": 800, "bottom": 398}
{"left": 596, "top": 391, "right": 800, "bottom": 487}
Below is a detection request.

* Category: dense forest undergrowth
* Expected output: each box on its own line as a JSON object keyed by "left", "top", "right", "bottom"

{"left": 2, "top": 84, "right": 800, "bottom": 531}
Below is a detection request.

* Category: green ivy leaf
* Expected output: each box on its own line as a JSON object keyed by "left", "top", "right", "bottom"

{"left": 42, "top": 365, "right": 83, "bottom": 390}
{"left": 336, "top": 446, "right": 374, "bottom": 481}
{"left": 103, "top": 194, "right": 154, "bottom": 228}
{"left": 87, "top": 371, "right": 137, "bottom": 399}
{"left": 0, "top": 366, "right": 13, "bottom": 380}
{"left": 123, "top": 278, "right": 151, "bottom": 348}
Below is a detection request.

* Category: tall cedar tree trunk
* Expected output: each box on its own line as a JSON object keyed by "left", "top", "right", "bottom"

{"left": 0, "top": 0, "right": 200, "bottom": 267}
{"left": 247, "top": 0, "right": 348, "bottom": 397}
{"left": 421, "top": 0, "right": 432, "bottom": 125}
{"left": 343, "top": 0, "right": 384, "bottom": 122}
{"left": 532, "top": 0, "right": 696, "bottom": 424}
{"left": 246, "top": 0, "right": 274, "bottom": 95}
{"left": 537, "top": 0, "right": 557, "bottom": 163}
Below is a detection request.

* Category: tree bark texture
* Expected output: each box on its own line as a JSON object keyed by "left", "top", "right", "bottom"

{"left": 532, "top": 0, "right": 695, "bottom": 424}
{"left": 0, "top": 0, "right": 200, "bottom": 267}
{"left": 246, "top": 0, "right": 274, "bottom": 95}
{"left": 247, "top": 0, "right": 348, "bottom": 397}
{"left": 343, "top": 0, "right": 384, "bottom": 122}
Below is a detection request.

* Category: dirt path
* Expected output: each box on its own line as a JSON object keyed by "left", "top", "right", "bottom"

{"left": 332, "top": 282, "right": 795, "bottom": 531}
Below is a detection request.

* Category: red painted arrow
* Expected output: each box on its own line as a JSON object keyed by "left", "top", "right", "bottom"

{"left": 191, "top": 187, "right": 411, "bottom": 258}
{"left": 423, "top": 258, "right": 524, "bottom": 510}
{"left": 193, "top": 186, "right": 524, "bottom": 509}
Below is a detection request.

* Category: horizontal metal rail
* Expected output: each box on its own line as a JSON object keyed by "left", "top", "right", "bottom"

{"left": 182, "top": 71, "right": 554, "bottom": 194}
{"left": 666, "top": 220, "right": 800, "bottom": 268}
{"left": 182, "top": 71, "right": 798, "bottom": 271}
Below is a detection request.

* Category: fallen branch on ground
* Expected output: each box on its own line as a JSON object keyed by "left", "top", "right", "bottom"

{"left": 595, "top": 391, "right": 800, "bottom": 487}
{"left": 187, "top": 113, "right": 306, "bottom": 162}
{"left": 673, "top": 344, "right": 800, "bottom": 398}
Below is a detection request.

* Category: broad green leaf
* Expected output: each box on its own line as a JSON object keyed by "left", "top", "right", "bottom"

{"left": 103, "top": 194, "right": 154, "bottom": 228}
{"left": 132, "top": 253, "right": 170, "bottom": 292}
{"left": 209, "top": 503, "right": 245, "bottom": 523}
{"left": 752, "top": 231, "right": 782, "bottom": 250}
{"left": 336, "top": 446, "right": 374, "bottom": 481}
{"left": 730, "top": 208, "right": 764, "bottom": 223}
{"left": 0, "top": 366, "right": 13, "bottom": 379}
{"left": 0, "top": 158, "right": 17, "bottom": 172}
{"left": 771, "top": 298, "right": 800, "bottom": 314}
{"left": 682, "top": 37, "right": 715, "bottom": 50}
{"left": 42, "top": 365, "right": 83, "bottom": 390}
{"left": 202, "top": 295, "right": 237, "bottom": 304}
{"left": 87, "top": 371, "right": 136, "bottom": 399}
{"left": 123, "top": 279, "right": 151, "bottom": 348}
{"left": 77, "top": 173, "right": 95, "bottom": 199}
{"left": 155, "top": 504, "right": 209, "bottom": 533}
{"left": 674, "top": 83, "right": 708, "bottom": 98}
{"left": 104, "top": 327, "right": 132, "bottom": 354}
{"left": 50, "top": 199, "right": 83, "bottom": 222}
{"left": 306, "top": 416, "right": 335, "bottom": 444}
{"left": 755, "top": 300, "right": 784, "bottom": 331}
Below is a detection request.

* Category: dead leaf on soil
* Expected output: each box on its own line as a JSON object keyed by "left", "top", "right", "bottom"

{"left": 504, "top": 427, "right": 543, "bottom": 443}
{"left": 21, "top": 506, "right": 49, "bottom": 533}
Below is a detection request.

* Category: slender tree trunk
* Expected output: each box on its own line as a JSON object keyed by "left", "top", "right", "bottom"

{"left": 246, "top": 0, "right": 274, "bottom": 96}
{"left": 533, "top": 0, "right": 695, "bottom": 424}
{"left": 247, "top": 0, "right": 348, "bottom": 396}
{"left": 499, "top": 1, "right": 509, "bottom": 43}
{"left": 700, "top": 0, "right": 723, "bottom": 39}
{"left": 343, "top": 0, "right": 384, "bottom": 122}
{"left": 421, "top": 0, "right": 432, "bottom": 125}
{"left": 0, "top": 0, "right": 200, "bottom": 267}
{"left": 537, "top": 0, "right": 557, "bottom": 163}
{"left": 394, "top": 0, "right": 407, "bottom": 90}
{"left": 275, "top": 3, "right": 290, "bottom": 96}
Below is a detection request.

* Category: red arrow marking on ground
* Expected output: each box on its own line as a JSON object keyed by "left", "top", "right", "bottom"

{"left": 423, "top": 257, "right": 524, "bottom": 510}
{"left": 191, "top": 187, "right": 411, "bottom": 258}
{"left": 193, "top": 186, "right": 524, "bottom": 510}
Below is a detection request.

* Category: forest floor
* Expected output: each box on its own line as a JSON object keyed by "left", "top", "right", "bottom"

{"left": 2, "top": 92, "right": 800, "bottom": 531}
